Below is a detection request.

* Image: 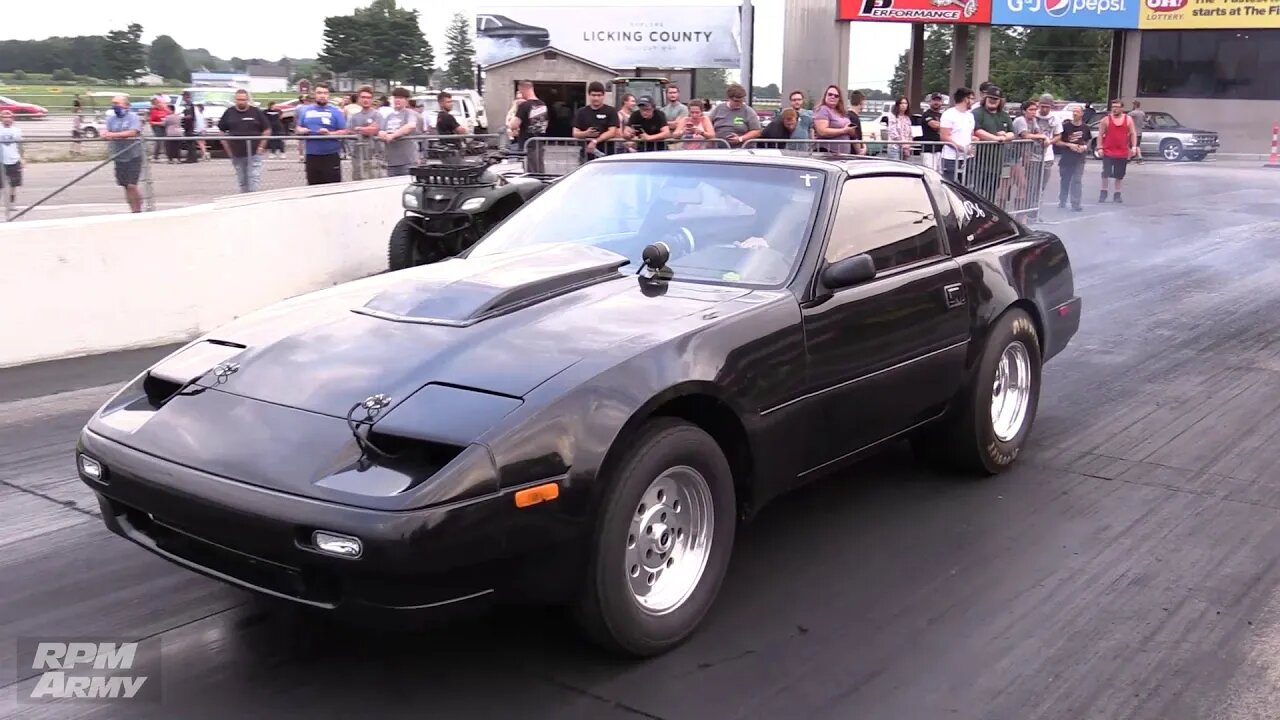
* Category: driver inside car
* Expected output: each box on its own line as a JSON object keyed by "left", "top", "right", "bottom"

{"left": 730, "top": 190, "right": 815, "bottom": 256}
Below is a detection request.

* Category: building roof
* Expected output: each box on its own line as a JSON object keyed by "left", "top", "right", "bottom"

{"left": 483, "top": 46, "right": 617, "bottom": 75}
{"left": 246, "top": 61, "right": 289, "bottom": 79}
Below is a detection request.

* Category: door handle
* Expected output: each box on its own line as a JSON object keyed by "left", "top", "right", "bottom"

{"left": 944, "top": 283, "right": 966, "bottom": 308}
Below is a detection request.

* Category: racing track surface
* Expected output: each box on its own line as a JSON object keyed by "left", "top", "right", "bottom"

{"left": 3, "top": 160, "right": 1280, "bottom": 719}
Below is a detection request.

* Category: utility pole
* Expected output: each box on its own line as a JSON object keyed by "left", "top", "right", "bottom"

{"left": 740, "top": 0, "right": 754, "bottom": 102}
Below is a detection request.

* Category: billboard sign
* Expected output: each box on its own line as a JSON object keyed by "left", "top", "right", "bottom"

{"left": 839, "top": 0, "right": 994, "bottom": 24}
{"left": 474, "top": 7, "right": 742, "bottom": 70}
{"left": 1139, "top": 0, "right": 1280, "bottom": 27}
{"left": 992, "top": 0, "right": 1139, "bottom": 27}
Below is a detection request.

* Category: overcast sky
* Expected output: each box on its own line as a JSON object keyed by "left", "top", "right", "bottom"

{"left": 6, "top": 0, "right": 910, "bottom": 90}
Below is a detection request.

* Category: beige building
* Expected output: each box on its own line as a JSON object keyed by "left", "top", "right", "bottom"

{"left": 480, "top": 47, "right": 618, "bottom": 138}
{"left": 480, "top": 47, "right": 701, "bottom": 138}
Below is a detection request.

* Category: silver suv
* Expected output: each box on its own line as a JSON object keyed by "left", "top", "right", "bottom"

{"left": 1089, "top": 110, "right": 1219, "bottom": 162}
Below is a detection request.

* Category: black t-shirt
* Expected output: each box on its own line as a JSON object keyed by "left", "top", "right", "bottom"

{"left": 574, "top": 104, "right": 619, "bottom": 134}
{"left": 920, "top": 109, "right": 942, "bottom": 149}
{"left": 263, "top": 108, "right": 285, "bottom": 134}
{"left": 574, "top": 104, "right": 620, "bottom": 154}
{"left": 844, "top": 111, "right": 864, "bottom": 141}
{"left": 628, "top": 109, "right": 668, "bottom": 152}
{"left": 436, "top": 111, "right": 461, "bottom": 134}
{"left": 756, "top": 117, "right": 793, "bottom": 148}
{"left": 516, "top": 99, "right": 548, "bottom": 144}
{"left": 217, "top": 106, "right": 269, "bottom": 156}
{"left": 1058, "top": 120, "right": 1092, "bottom": 164}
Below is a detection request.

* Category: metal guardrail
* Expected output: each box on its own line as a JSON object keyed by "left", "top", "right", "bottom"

{"left": 1, "top": 133, "right": 506, "bottom": 222}
{"left": 2, "top": 131, "right": 1054, "bottom": 223}
{"left": 738, "top": 137, "right": 1050, "bottom": 221}
{"left": 521, "top": 136, "right": 734, "bottom": 176}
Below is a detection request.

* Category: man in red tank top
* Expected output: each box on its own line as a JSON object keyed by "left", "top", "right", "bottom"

{"left": 1098, "top": 99, "right": 1137, "bottom": 203}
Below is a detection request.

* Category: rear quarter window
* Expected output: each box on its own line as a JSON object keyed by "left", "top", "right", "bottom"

{"left": 943, "top": 183, "right": 1020, "bottom": 249}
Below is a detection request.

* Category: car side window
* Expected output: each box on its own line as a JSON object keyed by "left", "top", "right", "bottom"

{"left": 823, "top": 176, "right": 946, "bottom": 272}
{"left": 943, "top": 183, "right": 1019, "bottom": 249}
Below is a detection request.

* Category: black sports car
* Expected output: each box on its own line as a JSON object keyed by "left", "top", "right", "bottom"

{"left": 75, "top": 150, "right": 1082, "bottom": 658}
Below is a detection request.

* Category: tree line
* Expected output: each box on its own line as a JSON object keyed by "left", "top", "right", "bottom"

{"left": 0, "top": 0, "right": 478, "bottom": 90}
{"left": 889, "top": 26, "right": 1111, "bottom": 105}
{"left": 319, "top": 0, "right": 475, "bottom": 89}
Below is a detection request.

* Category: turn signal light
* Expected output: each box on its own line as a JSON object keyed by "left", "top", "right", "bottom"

{"left": 515, "top": 482, "right": 560, "bottom": 508}
{"left": 78, "top": 454, "right": 105, "bottom": 483}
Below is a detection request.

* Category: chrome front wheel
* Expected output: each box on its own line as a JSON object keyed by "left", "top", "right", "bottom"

{"left": 626, "top": 465, "right": 714, "bottom": 616}
{"left": 991, "top": 341, "right": 1032, "bottom": 443}
{"left": 574, "top": 419, "right": 736, "bottom": 657}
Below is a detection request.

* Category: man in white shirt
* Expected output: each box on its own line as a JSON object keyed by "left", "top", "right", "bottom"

{"left": 0, "top": 110, "right": 22, "bottom": 209}
{"left": 1032, "top": 93, "right": 1063, "bottom": 197}
{"left": 939, "top": 87, "right": 976, "bottom": 183}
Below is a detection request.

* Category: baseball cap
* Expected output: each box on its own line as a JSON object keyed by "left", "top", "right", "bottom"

{"left": 929, "top": 92, "right": 943, "bottom": 100}
{"left": 1039, "top": 93, "right": 1055, "bottom": 103}
{"left": 637, "top": 95, "right": 654, "bottom": 106}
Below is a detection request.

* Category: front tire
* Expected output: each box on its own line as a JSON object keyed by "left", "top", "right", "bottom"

{"left": 573, "top": 419, "right": 737, "bottom": 657}
{"left": 913, "top": 307, "right": 1042, "bottom": 475}
{"left": 388, "top": 217, "right": 447, "bottom": 271}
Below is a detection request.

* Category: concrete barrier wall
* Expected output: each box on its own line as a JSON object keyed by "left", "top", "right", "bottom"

{"left": 0, "top": 177, "right": 408, "bottom": 368}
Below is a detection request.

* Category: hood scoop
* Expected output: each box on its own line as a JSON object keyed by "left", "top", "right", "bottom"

{"left": 354, "top": 243, "right": 630, "bottom": 327}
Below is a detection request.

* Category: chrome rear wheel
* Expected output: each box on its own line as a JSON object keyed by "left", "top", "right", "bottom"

{"left": 991, "top": 341, "right": 1032, "bottom": 443}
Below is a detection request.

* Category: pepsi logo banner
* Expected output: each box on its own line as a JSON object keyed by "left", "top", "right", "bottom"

{"left": 839, "top": 0, "right": 993, "bottom": 24}
{"left": 991, "top": 0, "right": 1139, "bottom": 27}
{"left": 1139, "top": 0, "right": 1280, "bottom": 27}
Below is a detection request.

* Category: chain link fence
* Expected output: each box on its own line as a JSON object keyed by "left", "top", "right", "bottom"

{"left": 2, "top": 133, "right": 507, "bottom": 222}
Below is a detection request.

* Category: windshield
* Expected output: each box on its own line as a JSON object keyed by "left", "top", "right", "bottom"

{"left": 467, "top": 160, "right": 825, "bottom": 287}
{"left": 1147, "top": 112, "right": 1180, "bottom": 128}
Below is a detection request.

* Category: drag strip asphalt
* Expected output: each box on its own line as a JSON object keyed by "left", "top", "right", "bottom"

{"left": 2, "top": 160, "right": 1280, "bottom": 719}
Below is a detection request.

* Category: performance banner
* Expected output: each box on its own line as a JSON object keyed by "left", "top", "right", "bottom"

{"left": 475, "top": 7, "right": 743, "bottom": 69}
{"left": 839, "top": 0, "right": 994, "bottom": 24}
{"left": 1139, "top": 0, "right": 1280, "bottom": 28}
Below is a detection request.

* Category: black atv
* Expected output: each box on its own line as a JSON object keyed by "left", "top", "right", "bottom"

{"left": 388, "top": 145, "right": 550, "bottom": 271}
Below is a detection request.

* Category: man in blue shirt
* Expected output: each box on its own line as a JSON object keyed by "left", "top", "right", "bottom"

{"left": 787, "top": 90, "right": 814, "bottom": 143}
{"left": 294, "top": 82, "right": 348, "bottom": 185}
{"left": 101, "top": 94, "right": 144, "bottom": 212}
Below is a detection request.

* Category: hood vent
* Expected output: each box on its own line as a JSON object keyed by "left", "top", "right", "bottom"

{"left": 354, "top": 243, "right": 630, "bottom": 327}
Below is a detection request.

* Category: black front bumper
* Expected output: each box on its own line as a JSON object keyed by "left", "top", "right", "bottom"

{"left": 77, "top": 430, "right": 572, "bottom": 618}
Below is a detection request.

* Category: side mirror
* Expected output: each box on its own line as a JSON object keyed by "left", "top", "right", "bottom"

{"left": 821, "top": 254, "right": 877, "bottom": 290}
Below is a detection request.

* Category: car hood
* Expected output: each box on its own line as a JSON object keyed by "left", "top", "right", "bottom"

{"left": 1158, "top": 125, "right": 1215, "bottom": 134}
{"left": 125, "top": 243, "right": 751, "bottom": 421}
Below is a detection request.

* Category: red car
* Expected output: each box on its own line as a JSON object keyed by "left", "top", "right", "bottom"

{"left": 0, "top": 96, "right": 48, "bottom": 119}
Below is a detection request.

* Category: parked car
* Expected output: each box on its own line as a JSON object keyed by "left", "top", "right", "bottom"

{"left": 1089, "top": 110, "right": 1219, "bottom": 161}
{"left": 75, "top": 150, "right": 1081, "bottom": 658}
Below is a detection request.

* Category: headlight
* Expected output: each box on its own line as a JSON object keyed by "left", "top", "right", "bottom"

{"left": 402, "top": 188, "right": 421, "bottom": 210}
{"left": 460, "top": 197, "right": 485, "bottom": 211}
